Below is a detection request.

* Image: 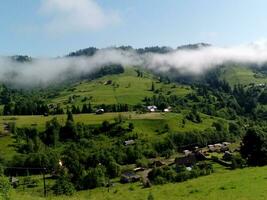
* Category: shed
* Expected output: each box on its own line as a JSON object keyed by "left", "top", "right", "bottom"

{"left": 124, "top": 140, "right": 135, "bottom": 146}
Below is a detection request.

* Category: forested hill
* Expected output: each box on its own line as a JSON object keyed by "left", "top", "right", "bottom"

{"left": 67, "top": 43, "right": 211, "bottom": 57}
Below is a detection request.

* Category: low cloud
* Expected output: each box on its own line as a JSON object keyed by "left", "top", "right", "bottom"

{"left": 40, "top": 0, "right": 120, "bottom": 34}
{"left": 2, "top": 40, "right": 267, "bottom": 88}
{"left": 146, "top": 40, "right": 267, "bottom": 74}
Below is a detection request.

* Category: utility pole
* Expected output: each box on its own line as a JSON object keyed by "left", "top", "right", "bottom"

{"left": 43, "top": 168, "right": 47, "bottom": 197}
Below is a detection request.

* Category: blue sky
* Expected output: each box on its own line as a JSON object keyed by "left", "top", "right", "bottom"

{"left": 1, "top": 0, "right": 267, "bottom": 57}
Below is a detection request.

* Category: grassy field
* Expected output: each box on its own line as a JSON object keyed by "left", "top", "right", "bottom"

{"left": 0, "top": 111, "right": 227, "bottom": 161}
{"left": 9, "top": 166, "right": 267, "bottom": 200}
{"left": 50, "top": 68, "right": 191, "bottom": 107}
{"left": 0, "top": 112, "right": 225, "bottom": 136}
{"left": 220, "top": 65, "right": 267, "bottom": 86}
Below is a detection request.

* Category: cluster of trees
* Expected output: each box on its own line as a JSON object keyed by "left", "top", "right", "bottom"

{"left": 3, "top": 100, "right": 49, "bottom": 115}
{"left": 241, "top": 127, "right": 267, "bottom": 166}
{"left": 6, "top": 113, "right": 157, "bottom": 194}
{"left": 148, "top": 162, "right": 213, "bottom": 185}
{"left": 155, "top": 121, "right": 238, "bottom": 157}
{"left": 79, "top": 64, "right": 124, "bottom": 81}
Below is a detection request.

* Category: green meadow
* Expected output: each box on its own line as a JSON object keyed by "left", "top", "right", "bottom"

{"left": 50, "top": 68, "right": 191, "bottom": 107}
{"left": 220, "top": 65, "right": 267, "bottom": 86}
{"left": 9, "top": 166, "right": 267, "bottom": 200}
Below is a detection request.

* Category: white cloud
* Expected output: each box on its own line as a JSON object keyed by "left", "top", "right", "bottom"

{"left": 40, "top": 0, "right": 121, "bottom": 34}
{"left": 3, "top": 39, "right": 267, "bottom": 88}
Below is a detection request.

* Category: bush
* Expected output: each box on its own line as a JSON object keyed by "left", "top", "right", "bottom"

{"left": 147, "top": 192, "right": 155, "bottom": 200}
{"left": 52, "top": 174, "right": 75, "bottom": 196}
{"left": 231, "top": 155, "right": 246, "bottom": 169}
{"left": 0, "top": 176, "right": 11, "bottom": 200}
{"left": 82, "top": 166, "right": 106, "bottom": 189}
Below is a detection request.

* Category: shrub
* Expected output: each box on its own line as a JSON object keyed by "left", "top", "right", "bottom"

{"left": 0, "top": 176, "right": 11, "bottom": 200}
{"left": 52, "top": 174, "right": 75, "bottom": 196}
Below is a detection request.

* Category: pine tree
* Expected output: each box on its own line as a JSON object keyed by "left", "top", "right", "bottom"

{"left": 67, "top": 111, "right": 74, "bottom": 122}
{"left": 151, "top": 82, "right": 155, "bottom": 91}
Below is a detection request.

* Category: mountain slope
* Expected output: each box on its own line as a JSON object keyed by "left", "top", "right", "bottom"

{"left": 50, "top": 67, "right": 192, "bottom": 107}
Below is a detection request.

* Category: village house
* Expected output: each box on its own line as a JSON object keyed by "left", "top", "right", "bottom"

{"left": 175, "top": 154, "right": 197, "bottom": 167}
{"left": 176, "top": 150, "right": 207, "bottom": 167}
{"left": 95, "top": 108, "right": 104, "bottom": 114}
{"left": 147, "top": 105, "right": 157, "bottom": 112}
{"left": 222, "top": 142, "right": 231, "bottom": 146}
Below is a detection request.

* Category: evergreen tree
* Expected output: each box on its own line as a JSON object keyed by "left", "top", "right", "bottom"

{"left": 67, "top": 111, "right": 74, "bottom": 122}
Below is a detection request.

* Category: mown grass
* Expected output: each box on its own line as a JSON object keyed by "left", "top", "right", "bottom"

{"left": 9, "top": 166, "right": 267, "bottom": 200}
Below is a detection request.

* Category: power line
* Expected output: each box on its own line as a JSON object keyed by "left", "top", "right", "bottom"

{"left": 2, "top": 166, "right": 47, "bottom": 197}
{"left": 2, "top": 166, "right": 46, "bottom": 170}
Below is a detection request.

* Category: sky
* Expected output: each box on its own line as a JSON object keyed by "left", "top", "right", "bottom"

{"left": 1, "top": 0, "right": 267, "bottom": 57}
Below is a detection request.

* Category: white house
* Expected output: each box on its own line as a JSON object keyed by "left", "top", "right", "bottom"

{"left": 147, "top": 105, "right": 157, "bottom": 112}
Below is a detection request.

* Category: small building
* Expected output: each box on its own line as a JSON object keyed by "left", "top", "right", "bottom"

{"left": 220, "top": 145, "right": 229, "bottom": 152}
{"left": 175, "top": 154, "right": 197, "bottom": 167}
{"left": 120, "top": 172, "right": 141, "bottom": 183}
{"left": 147, "top": 105, "right": 157, "bottom": 112}
{"left": 183, "top": 150, "right": 192, "bottom": 156}
{"left": 96, "top": 109, "right": 104, "bottom": 114}
{"left": 164, "top": 107, "right": 171, "bottom": 112}
{"left": 124, "top": 140, "right": 135, "bottom": 146}
{"left": 208, "top": 145, "right": 216, "bottom": 152}
{"left": 186, "top": 167, "right": 192, "bottom": 171}
{"left": 10, "top": 177, "right": 19, "bottom": 188}
{"left": 222, "top": 142, "right": 231, "bottom": 146}
{"left": 214, "top": 143, "right": 222, "bottom": 148}
{"left": 133, "top": 167, "right": 145, "bottom": 172}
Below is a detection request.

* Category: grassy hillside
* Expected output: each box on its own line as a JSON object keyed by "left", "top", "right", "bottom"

{"left": 9, "top": 166, "right": 267, "bottom": 200}
{"left": 50, "top": 67, "right": 191, "bottom": 107}
{"left": 220, "top": 64, "right": 267, "bottom": 86}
